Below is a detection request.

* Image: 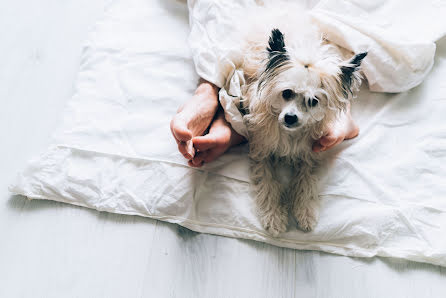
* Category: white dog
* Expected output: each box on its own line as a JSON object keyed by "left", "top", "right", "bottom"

{"left": 235, "top": 10, "right": 367, "bottom": 236}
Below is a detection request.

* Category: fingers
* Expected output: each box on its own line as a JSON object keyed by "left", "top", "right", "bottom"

{"left": 345, "top": 126, "right": 360, "bottom": 140}
{"left": 312, "top": 141, "right": 326, "bottom": 153}
{"left": 313, "top": 132, "right": 344, "bottom": 153}
{"left": 188, "top": 151, "right": 206, "bottom": 167}
{"left": 192, "top": 135, "right": 218, "bottom": 152}
{"left": 188, "top": 135, "right": 223, "bottom": 167}
{"left": 170, "top": 116, "right": 192, "bottom": 143}
{"left": 170, "top": 115, "right": 196, "bottom": 159}
{"left": 178, "top": 140, "right": 195, "bottom": 160}
{"left": 324, "top": 137, "right": 343, "bottom": 151}
{"left": 201, "top": 148, "right": 224, "bottom": 164}
{"left": 320, "top": 133, "right": 339, "bottom": 146}
{"left": 188, "top": 147, "right": 224, "bottom": 168}
{"left": 188, "top": 133, "right": 227, "bottom": 167}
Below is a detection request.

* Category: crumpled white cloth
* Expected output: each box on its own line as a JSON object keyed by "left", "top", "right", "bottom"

{"left": 10, "top": 0, "right": 446, "bottom": 266}
{"left": 188, "top": 0, "right": 446, "bottom": 137}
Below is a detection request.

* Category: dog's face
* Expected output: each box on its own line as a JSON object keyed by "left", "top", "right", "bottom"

{"left": 264, "top": 65, "right": 327, "bottom": 132}
{"left": 252, "top": 29, "right": 367, "bottom": 134}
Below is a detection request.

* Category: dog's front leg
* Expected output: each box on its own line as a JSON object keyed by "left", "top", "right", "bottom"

{"left": 251, "top": 157, "right": 288, "bottom": 236}
{"left": 289, "top": 162, "right": 320, "bottom": 231}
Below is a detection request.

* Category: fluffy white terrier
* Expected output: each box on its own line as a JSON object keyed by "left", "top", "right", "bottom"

{"left": 236, "top": 10, "right": 367, "bottom": 236}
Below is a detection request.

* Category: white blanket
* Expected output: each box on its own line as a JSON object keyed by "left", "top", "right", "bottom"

{"left": 189, "top": 0, "right": 446, "bottom": 136}
{"left": 11, "top": 0, "right": 446, "bottom": 266}
{"left": 190, "top": 0, "right": 446, "bottom": 93}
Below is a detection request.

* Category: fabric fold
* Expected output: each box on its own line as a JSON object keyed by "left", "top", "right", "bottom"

{"left": 10, "top": 0, "right": 446, "bottom": 267}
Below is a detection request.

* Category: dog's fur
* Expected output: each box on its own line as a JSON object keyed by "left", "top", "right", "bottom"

{"left": 235, "top": 8, "right": 366, "bottom": 236}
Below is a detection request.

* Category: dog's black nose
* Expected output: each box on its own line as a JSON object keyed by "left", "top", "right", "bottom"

{"left": 284, "top": 113, "right": 298, "bottom": 126}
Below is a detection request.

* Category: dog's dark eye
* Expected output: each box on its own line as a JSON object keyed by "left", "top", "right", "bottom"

{"left": 282, "top": 89, "right": 295, "bottom": 100}
{"left": 308, "top": 97, "right": 319, "bottom": 107}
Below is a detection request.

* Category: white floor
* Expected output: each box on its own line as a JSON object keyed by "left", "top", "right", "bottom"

{"left": 1, "top": 1, "right": 446, "bottom": 297}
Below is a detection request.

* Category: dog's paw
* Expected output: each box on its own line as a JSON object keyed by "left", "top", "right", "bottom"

{"left": 294, "top": 205, "right": 318, "bottom": 232}
{"left": 260, "top": 209, "right": 288, "bottom": 237}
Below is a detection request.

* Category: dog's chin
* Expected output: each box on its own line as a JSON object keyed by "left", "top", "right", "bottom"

{"left": 280, "top": 123, "right": 302, "bottom": 133}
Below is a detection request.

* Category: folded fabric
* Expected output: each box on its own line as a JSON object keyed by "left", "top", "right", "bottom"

{"left": 189, "top": 0, "right": 446, "bottom": 92}
{"left": 10, "top": 0, "right": 446, "bottom": 267}
{"left": 188, "top": 0, "right": 446, "bottom": 136}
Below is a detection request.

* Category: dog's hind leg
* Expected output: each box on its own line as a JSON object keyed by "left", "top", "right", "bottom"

{"left": 289, "top": 163, "right": 320, "bottom": 231}
{"left": 251, "top": 157, "right": 288, "bottom": 236}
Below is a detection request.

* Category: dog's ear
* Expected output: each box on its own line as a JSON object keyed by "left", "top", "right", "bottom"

{"left": 340, "top": 52, "right": 367, "bottom": 97}
{"left": 258, "top": 29, "right": 290, "bottom": 91}
{"left": 267, "top": 29, "right": 286, "bottom": 54}
{"left": 264, "top": 29, "right": 289, "bottom": 75}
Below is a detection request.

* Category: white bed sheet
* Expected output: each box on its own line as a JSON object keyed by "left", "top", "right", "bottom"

{"left": 10, "top": 0, "right": 446, "bottom": 266}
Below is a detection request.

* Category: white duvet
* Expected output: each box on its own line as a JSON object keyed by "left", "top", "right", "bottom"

{"left": 11, "top": 0, "right": 446, "bottom": 266}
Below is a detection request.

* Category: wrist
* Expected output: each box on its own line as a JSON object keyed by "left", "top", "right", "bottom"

{"left": 196, "top": 79, "right": 219, "bottom": 96}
